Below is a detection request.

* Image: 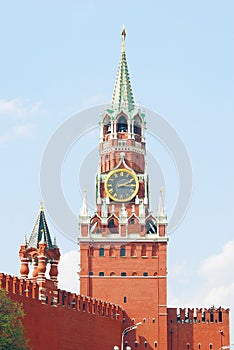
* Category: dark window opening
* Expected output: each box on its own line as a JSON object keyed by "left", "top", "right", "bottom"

{"left": 121, "top": 272, "right": 127, "bottom": 276}
{"left": 124, "top": 296, "right": 127, "bottom": 303}
{"left": 120, "top": 246, "right": 126, "bottom": 257}
{"left": 210, "top": 310, "right": 214, "bottom": 322}
{"left": 99, "top": 272, "right": 104, "bottom": 276}
{"left": 146, "top": 220, "right": 157, "bottom": 234}
{"left": 117, "top": 116, "right": 127, "bottom": 132}
{"left": 218, "top": 309, "right": 223, "bottom": 322}
{"left": 108, "top": 218, "right": 118, "bottom": 233}
{"left": 143, "top": 272, "right": 148, "bottom": 276}
{"left": 62, "top": 293, "right": 66, "bottom": 305}
{"left": 108, "top": 218, "right": 115, "bottom": 227}
{"left": 99, "top": 246, "right": 104, "bottom": 256}
{"left": 89, "top": 271, "right": 93, "bottom": 276}
{"left": 130, "top": 218, "right": 135, "bottom": 224}
{"left": 209, "top": 344, "right": 213, "bottom": 349}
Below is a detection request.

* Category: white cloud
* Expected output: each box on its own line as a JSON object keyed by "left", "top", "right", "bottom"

{"left": 199, "top": 240, "right": 234, "bottom": 308}
{"left": 0, "top": 98, "right": 42, "bottom": 119}
{"left": 0, "top": 97, "right": 45, "bottom": 144}
{"left": 58, "top": 250, "right": 80, "bottom": 293}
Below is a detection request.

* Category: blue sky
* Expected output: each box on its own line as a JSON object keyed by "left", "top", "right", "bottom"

{"left": 0, "top": 0, "right": 233, "bottom": 340}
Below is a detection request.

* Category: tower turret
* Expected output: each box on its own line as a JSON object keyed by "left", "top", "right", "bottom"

{"left": 19, "top": 203, "right": 60, "bottom": 303}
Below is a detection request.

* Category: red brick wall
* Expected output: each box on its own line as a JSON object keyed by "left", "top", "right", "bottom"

{"left": 0, "top": 274, "right": 122, "bottom": 350}
{"left": 167, "top": 307, "right": 230, "bottom": 350}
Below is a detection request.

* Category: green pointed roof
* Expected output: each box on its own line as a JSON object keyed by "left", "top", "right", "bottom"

{"left": 112, "top": 26, "right": 135, "bottom": 112}
{"left": 27, "top": 203, "right": 53, "bottom": 249}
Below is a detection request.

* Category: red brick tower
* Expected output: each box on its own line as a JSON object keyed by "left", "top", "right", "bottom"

{"left": 19, "top": 203, "right": 60, "bottom": 305}
{"left": 79, "top": 27, "right": 168, "bottom": 349}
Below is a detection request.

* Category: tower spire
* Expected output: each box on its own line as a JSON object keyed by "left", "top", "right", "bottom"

{"left": 112, "top": 26, "right": 135, "bottom": 111}
{"left": 157, "top": 187, "right": 167, "bottom": 220}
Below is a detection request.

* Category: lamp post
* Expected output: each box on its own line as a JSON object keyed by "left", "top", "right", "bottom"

{"left": 120, "top": 322, "right": 142, "bottom": 350}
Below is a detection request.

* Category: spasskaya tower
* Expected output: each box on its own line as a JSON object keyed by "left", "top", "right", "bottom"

{"left": 79, "top": 27, "right": 168, "bottom": 349}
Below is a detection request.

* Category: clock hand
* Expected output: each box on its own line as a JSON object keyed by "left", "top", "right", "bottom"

{"left": 117, "top": 182, "right": 135, "bottom": 188}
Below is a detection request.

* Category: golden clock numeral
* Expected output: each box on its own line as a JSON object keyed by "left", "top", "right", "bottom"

{"left": 130, "top": 189, "right": 134, "bottom": 193}
{"left": 114, "top": 173, "right": 118, "bottom": 178}
{"left": 120, "top": 171, "right": 123, "bottom": 176}
{"left": 119, "top": 195, "right": 123, "bottom": 199}
{"left": 109, "top": 188, "right": 113, "bottom": 193}
{"left": 113, "top": 193, "right": 117, "bottom": 198}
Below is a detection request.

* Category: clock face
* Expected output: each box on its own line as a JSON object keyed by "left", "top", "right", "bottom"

{"left": 105, "top": 168, "right": 139, "bottom": 202}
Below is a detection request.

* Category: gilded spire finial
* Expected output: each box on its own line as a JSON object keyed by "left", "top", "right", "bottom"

{"left": 121, "top": 25, "right": 126, "bottom": 51}
{"left": 40, "top": 201, "right": 44, "bottom": 211}
{"left": 111, "top": 26, "right": 135, "bottom": 112}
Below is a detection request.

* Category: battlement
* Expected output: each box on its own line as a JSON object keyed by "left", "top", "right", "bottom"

{"left": 168, "top": 307, "right": 229, "bottom": 324}
{"left": 0, "top": 273, "right": 123, "bottom": 319}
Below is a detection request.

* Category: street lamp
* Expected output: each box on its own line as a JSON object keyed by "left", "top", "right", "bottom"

{"left": 121, "top": 322, "right": 142, "bottom": 350}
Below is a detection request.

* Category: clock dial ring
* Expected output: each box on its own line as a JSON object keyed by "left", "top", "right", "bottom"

{"left": 105, "top": 168, "right": 139, "bottom": 202}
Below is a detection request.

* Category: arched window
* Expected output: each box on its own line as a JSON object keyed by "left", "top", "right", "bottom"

{"left": 99, "top": 272, "right": 104, "bottom": 276}
{"left": 108, "top": 217, "right": 118, "bottom": 233}
{"left": 152, "top": 244, "right": 157, "bottom": 256}
{"left": 198, "top": 344, "right": 201, "bottom": 349}
{"left": 186, "top": 344, "right": 190, "bottom": 349}
{"left": 109, "top": 245, "right": 115, "bottom": 257}
{"left": 108, "top": 218, "right": 115, "bottom": 227}
{"left": 117, "top": 116, "right": 127, "bottom": 132}
{"left": 99, "top": 246, "right": 104, "bottom": 257}
{"left": 110, "top": 272, "right": 115, "bottom": 276}
{"left": 89, "top": 246, "right": 94, "bottom": 256}
{"left": 120, "top": 245, "right": 126, "bottom": 257}
{"left": 121, "top": 272, "right": 127, "bottom": 276}
{"left": 143, "top": 272, "right": 148, "bottom": 276}
{"left": 141, "top": 244, "right": 147, "bottom": 256}
{"left": 209, "top": 344, "right": 213, "bottom": 349}
{"left": 131, "top": 244, "right": 136, "bottom": 257}
{"left": 103, "top": 116, "right": 111, "bottom": 136}
{"left": 133, "top": 115, "right": 142, "bottom": 136}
